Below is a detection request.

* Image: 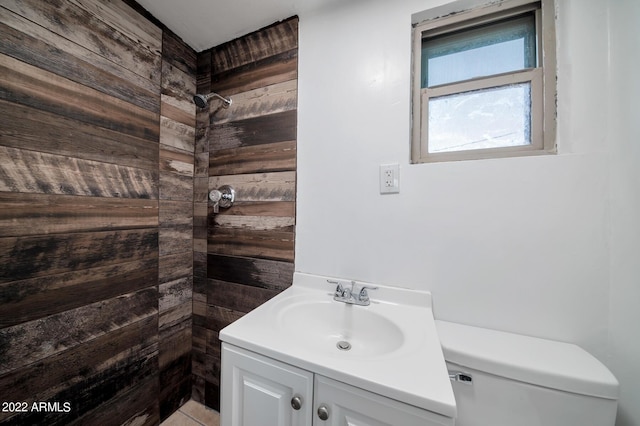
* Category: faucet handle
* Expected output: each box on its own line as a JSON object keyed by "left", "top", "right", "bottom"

{"left": 357, "top": 286, "right": 378, "bottom": 303}
{"left": 209, "top": 189, "right": 221, "bottom": 213}
{"left": 327, "top": 280, "right": 344, "bottom": 295}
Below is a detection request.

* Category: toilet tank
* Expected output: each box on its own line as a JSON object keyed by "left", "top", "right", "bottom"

{"left": 435, "top": 320, "right": 619, "bottom": 426}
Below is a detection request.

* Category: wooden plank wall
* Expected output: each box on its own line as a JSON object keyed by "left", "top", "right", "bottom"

{"left": 0, "top": 0, "right": 195, "bottom": 424}
{"left": 158, "top": 30, "right": 196, "bottom": 421}
{"left": 193, "top": 17, "right": 298, "bottom": 409}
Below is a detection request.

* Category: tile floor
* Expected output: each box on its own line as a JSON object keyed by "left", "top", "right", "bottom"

{"left": 160, "top": 400, "right": 220, "bottom": 426}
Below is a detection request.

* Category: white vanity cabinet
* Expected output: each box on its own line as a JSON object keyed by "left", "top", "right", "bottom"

{"left": 221, "top": 344, "right": 452, "bottom": 426}
{"left": 221, "top": 344, "right": 313, "bottom": 426}
{"left": 313, "top": 375, "right": 450, "bottom": 426}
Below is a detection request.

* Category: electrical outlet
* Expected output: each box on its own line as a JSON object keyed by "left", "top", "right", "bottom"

{"left": 379, "top": 163, "right": 400, "bottom": 194}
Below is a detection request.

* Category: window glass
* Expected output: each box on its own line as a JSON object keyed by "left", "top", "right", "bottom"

{"left": 422, "top": 14, "right": 536, "bottom": 88}
{"left": 428, "top": 82, "right": 531, "bottom": 153}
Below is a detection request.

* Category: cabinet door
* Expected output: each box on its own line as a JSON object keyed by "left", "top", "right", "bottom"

{"left": 313, "top": 376, "right": 453, "bottom": 426}
{"left": 221, "top": 344, "right": 314, "bottom": 426}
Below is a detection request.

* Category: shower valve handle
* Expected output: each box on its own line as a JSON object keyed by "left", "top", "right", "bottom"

{"left": 209, "top": 185, "right": 235, "bottom": 213}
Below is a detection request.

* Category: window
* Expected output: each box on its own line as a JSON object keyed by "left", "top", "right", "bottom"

{"left": 411, "top": 0, "right": 556, "bottom": 163}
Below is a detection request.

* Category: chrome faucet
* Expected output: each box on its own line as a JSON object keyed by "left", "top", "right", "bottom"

{"left": 327, "top": 280, "right": 378, "bottom": 306}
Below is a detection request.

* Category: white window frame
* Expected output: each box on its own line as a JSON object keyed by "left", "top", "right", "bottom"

{"left": 411, "top": 0, "right": 556, "bottom": 163}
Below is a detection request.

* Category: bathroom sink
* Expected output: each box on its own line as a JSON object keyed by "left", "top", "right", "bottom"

{"left": 219, "top": 272, "right": 457, "bottom": 418}
{"left": 275, "top": 299, "right": 405, "bottom": 357}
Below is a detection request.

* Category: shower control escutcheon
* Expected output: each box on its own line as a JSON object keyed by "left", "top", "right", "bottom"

{"left": 209, "top": 185, "right": 235, "bottom": 213}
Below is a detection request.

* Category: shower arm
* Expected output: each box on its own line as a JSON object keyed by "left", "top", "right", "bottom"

{"left": 207, "top": 92, "right": 232, "bottom": 107}
{"left": 193, "top": 92, "right": 232, "bottom": 109}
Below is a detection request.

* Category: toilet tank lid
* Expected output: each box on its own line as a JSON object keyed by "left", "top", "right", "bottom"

{"left": 435, "top": 320, "right": 619, "bottom": 399}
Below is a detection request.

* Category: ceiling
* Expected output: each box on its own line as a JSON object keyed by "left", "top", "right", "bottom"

{"left": 135, "top": 0, "right": 333, "bottom": 52}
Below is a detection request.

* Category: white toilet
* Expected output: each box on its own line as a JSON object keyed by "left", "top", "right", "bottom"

{"left": 435, "top": 320, "right": 619, "bottom": 426}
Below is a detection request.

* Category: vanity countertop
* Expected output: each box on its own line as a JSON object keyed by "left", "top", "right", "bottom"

{"left": 220, "top": 272, "right": 456, "bottom": 419}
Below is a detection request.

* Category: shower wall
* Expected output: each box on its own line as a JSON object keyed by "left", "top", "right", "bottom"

{"left": 157, "top": 30, "right": 197, "bottom": 420}
{"left": 193, "top": 17, "right": 299, "bottom": 409}
{"left": 0, "top": 0, "right": 195, "bottom": 423}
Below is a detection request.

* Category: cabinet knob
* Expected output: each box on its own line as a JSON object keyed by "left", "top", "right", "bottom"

{"left": 291, "top": 395, "right": 302, "bottom": 410}
{"left": 317, "top": 405, "right": 330, "bottom": 421}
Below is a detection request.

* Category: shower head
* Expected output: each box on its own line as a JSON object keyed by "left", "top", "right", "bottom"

{"left": 193, "top": 92, "right": 232, "bottom": 109}
{"left": 193, "top": 94, "right": 208, "bottom": 109}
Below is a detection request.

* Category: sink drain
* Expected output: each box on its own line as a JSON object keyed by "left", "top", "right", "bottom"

{"left": 336, "top": 340, "right": 352, "bottom": 351}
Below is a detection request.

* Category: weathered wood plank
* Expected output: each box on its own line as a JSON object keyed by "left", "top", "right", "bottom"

{"left": 194, "top": 236, "right": 207, "bottom": 255}
{"left": 203, "top": 351, "right": 221, "bottom": 387}
{"left": 0, "top": 316, "right": 158, "bottom": 425}
{"left": 205, "top": 378, "right": 221, "bottom": 411}
{"left": 206, "top": 278, "right": 279, "bottom": 313}
{"left": 194, "top": 202, "right": 208, "bottom": 224}
{"left": 0, "top": 12, "right": 159, "bottom": 113}
{"left": 0, "top": 257, "right": 158, "bottom": 328}
{"left": 158, "top": 313, "right": 192, "bottom": 419}
{"left": 210, "top": 140, "right": 296, "bottom": 175}
{"left": 159, "top": 251, "right": 193, "bottom": 285}
{"left": 159, "top": 355, "right": 192, "bottom": 421}
{"left": 211, "top": 79, "right": 297, "bottom": 125}
{"left": 196, "top": 50, "right": 212, "bottom": 95}
{"left": 0, "top": 287, "right": 157, "bottom": 374}
{"left": 209, "top": 171, "right": 296, "bottom": 202}
{"left": 195, "top": 110, "right": 209, "bottom": 136}
{"left": 159, "top": 172, "right": 193, "bottom": 202}
{"left": 159, "top": 225, "right": 192, "bottom": 257}
{"left": 207, "top": 254, "right": 294, "bottom": 291}
{"left": 196, "top": 304, "right": 242, "bottom": 336}
{"left": 69, "top": 0, "right": 162, "bottom": 58}
{"left": 161, "top": 94, "right": 195, "bottom": 128}
{"left": 163, "top": 30, "right": 197, "bottom": 78}
{"left": 193, "top": 299, "right": 207, "bottom": 321}
{"left": 0, "top": 229, "right": 158, "bottom": 284}
{"left": 160, "top": 116, "right": 195, "bottom": 153}
{"left": 194, "top": 252, "right": 208, "bottom": 279}
{"left": 160, "top": 146, "right": 194, "bottom": 176}
{"left": 0, "top": 100, "right": 159, "bottom": 171}
{"left": 192, "top": 331, "right": 206, "bottom": 363}
{"left": 157, "top": 13, "right": 194, "bottom": 417}
{"left": 208, "top": 228, "right": 294, "bottom": 261}
{"left": 210, "top": 17, "right": 298, "bottom": 73}
{"left": 194, "top": 151, "right": 209, "bottom": 177}
{"left": 2, "top": 0, "right": 162, "bottom": 84}
{"left": 192, "top": 374, "right": 206, "bottom": 405}
{"left": 194, "top": 235, "right": 207, "bottom": 253}
{"left": 191, "top": 350, "right": 208, "bottom": 386}
{"left": 210, "top": 109, "right": 297, "bottom": 150}
{"left": 210, "top": 201, "right": 295, "bottom": 218}
{"left": 194, "top": 177, "right": 209, "bottom": 203}
{"left": 69, "top": 370, "right": 160, "bottom": 426}
{"left": 204, "top": 328, "right": 222, "bottom": 360}
{"left": 0, "top": 146, "right": 158, "bottom": 199}
{"left": 0, "top": 54, "right": 160, "bottom": 142}
{"left": 211, "top": 49, "right": 297, "bottom": 98}
{"left": 159, "top": 200, "right": 193, "bottom": 228}
{"left": 212, "top": 215, "right": 295, "bottom": 232}
{"left": 159, "top": 279, "right": 193, "bottom": 315}
{"left": 162, "top": 59, "right": 196, "bottom": 103}
{"left": 0, "top": 192, "right": 158, "bottom": 237}
{"left": 159, "top": 318, "right": 191, "bottom": 368}
{"left": 2, "top": 332, "right": 157, "bottom": 425}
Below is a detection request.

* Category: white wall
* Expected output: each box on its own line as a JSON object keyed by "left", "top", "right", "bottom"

{"left": 296, "top": 0, "right": 638, "bottom": 422}
{"left": 607, "top": 1, "right": 640, "bottom": 425}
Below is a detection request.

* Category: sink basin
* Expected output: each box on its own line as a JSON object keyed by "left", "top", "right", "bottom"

{"left": 275, "top": 299, "right": 405, "bottom": 357}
